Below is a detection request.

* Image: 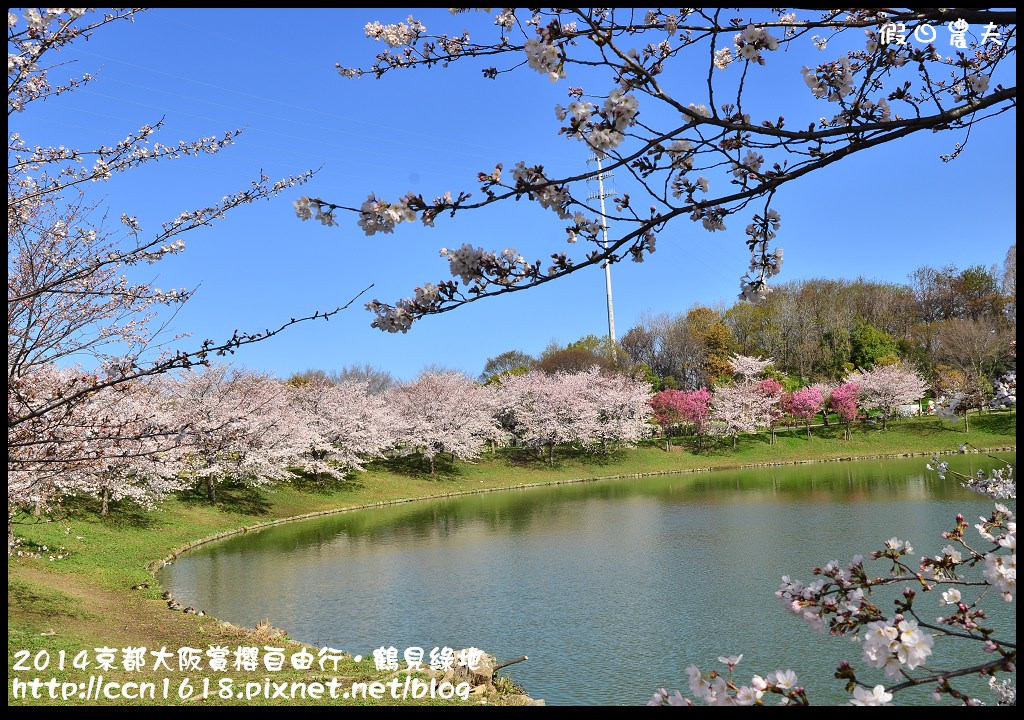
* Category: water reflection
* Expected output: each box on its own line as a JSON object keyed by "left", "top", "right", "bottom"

{"left": 162, "top": 454, "right": 1015, "bottom": 705}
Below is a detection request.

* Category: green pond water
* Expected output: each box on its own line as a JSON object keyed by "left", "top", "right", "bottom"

{"left": 161, "top": 453, "right": 1016, "bottom": 705}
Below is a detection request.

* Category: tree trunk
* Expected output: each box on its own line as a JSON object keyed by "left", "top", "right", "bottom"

{"left": 964, "top": 409, "right": 970, "bottom": 433}
{"left": 206, "top": 476, "right": 216, "bottom": 503}
{"left": 548, "top": 443, "right": 555, "bottom": 466}
{"left": 732, "top": 433, "right": 737, "bottom": 449}
{"left": 429, "top": 455, "right": 435, "bottom": 474}
{"left": 101, "top": 488, "right": 110, "bottom": 516}
{"left": 770, "top": 426, "right": 776, "bottom": 445}
{"left": 882, "top": 413, "right": 888, "bottom": 430}
{"left": 821, "top": 411, "right": 829, "bottom": 427}
{"left": 806, "top": 421, "right": 811, "bottom": 440}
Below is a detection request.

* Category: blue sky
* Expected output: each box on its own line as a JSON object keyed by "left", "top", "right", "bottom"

{"left": 18, "top": 8, "right": 1017, "bottom": 380}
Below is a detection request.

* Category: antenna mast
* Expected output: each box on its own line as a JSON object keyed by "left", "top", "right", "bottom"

{"left": 586, "top": 153, "right": 616, "bottom": 345}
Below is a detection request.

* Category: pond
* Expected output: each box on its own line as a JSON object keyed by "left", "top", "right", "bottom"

{"left": 161, "top": 453, "right": 1016, "bottom": 705}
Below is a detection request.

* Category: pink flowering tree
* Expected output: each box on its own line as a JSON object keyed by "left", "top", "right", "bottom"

{"left": 70, "top": 382, "right": 187, "bottom": 516}
{"left": 679, "top": 388, "right": 713, "bottom": 450}
{"left": 729, "top": 355, "right": 775, "bottom": 382}
{"left": 710, "top": 356, "right": 778, "bottom": 448}
{"left": 787, "top": 386, "right": 825, "bottom": 439}
{"left": 650, "top": 389, "right": 688, "bottom": 449}
{"left": 811, "top": 382, "right": 837, "bottom": 428}
{"left": 847, "top": 363, "right": 928, "bottom": 430}
{"left": 709, "top": 382, "right": 776, "bottom": 448}
{"left": 497, "top": 369, "right": 603, "bottom": 464}
{"left": 166, "top": 367, "right": 299, "bottom": 503}
{"left": 831, "top": 382, "right": 861, "bottom": 441}
{"left": 387, "top": 371, "right": 503, "bottom": 474}
{"left": 586, "top": 371, "right": 654, "bottom": 453}
{"left": 295, "top": 10, "right": 1013, "bottom": 333}
{"left": 286, "top": 378, "right": 396, "bottom": 483}
{"left": 757, "top": 378, "right": 785, "bottom": 444}
{"left": 7, "top": 9, "right": 363, "bottom": 540}
{"left": 10, "top": 371, "right": 186, "bottom": 523}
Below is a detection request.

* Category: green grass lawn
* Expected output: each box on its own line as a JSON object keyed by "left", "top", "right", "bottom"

{"left": 7, "top": 410, "right": 1015, "bottom": 705}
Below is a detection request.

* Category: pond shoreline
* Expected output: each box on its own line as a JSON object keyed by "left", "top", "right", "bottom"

{"left": 150, "top": 444, "right": 1016, "bottom": 573}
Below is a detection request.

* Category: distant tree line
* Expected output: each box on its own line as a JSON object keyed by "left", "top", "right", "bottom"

{"left": 480, "top": 249, "right": 1017, "bottom": 401}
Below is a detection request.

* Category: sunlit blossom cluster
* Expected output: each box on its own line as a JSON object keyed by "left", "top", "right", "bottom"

{"left": 364, "top": 16, "right": 426, "bottom": 48}
{"left": 584, "top": 88, "right": 639, "bottom": 154}
{"left": 524, "top": 34, "right": 563, "bottom": 82}
{"left": 493, "top": 8, "right": 515, "bottom": 31}
{"left": 861, "top": 617, "right": 934, "bottom": 676}
{"left": 356, "top": 192, "right": 417, "bottom": 233}
{"left": 511, "top": 161, "right": 573, "bottom": 218}
{"left": 801, "top": 57, "right": 854, "bottom": 102}
{"left": 666, "top": 139, "right": 694, "bottom": 170}
{"left": 713, "top": 47, "right": 733, "bottom": 70}
{"left": 983, "top": 514, "right": 1015, "bottom": 600}
{"left": 442, "top": 243, "right": 516, "bottom": 284}
{"left": 733, "top": 24, "right": 780, "bottom": 63}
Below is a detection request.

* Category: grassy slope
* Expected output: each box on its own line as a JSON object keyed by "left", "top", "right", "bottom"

{"left": 7, "top": 411, "right": 1016, "bottom": 705}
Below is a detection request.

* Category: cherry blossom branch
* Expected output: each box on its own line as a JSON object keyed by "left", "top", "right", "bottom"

{"left": 9, "top": 284, "right": 373, "bottom": 429}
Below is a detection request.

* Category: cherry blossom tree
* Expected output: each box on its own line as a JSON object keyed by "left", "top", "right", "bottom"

{"left": 8, "top": 9, "right": 361, "bottom": 538}
{"left": 811, "top": 381, "right": 837, "bottom": 428}
{"left": 932, "top": 366, "right": 998, "bottom": 433}
{"left": 285, "top": 377, "right": 396, "bottom": 483}
{"left": 165, "top": 366, "right": 298, "bottom": 503}
{"left": 650, "top": 389, "right": 687, "bottom": 449}
{"left": 586, "top": 370, "right": 653, "bottom": 453}
{"left": 756, "top": 378, "right": 784, "bottom": 444}
{"left": 8, "top": 366, "right": 184, "bottom": 532}
{"left": 830, "top": 382, "right": 860, "bottom": 440}
{"left": 497, "top": 369, "right": 602, "bottom": 465}
{"left": 709, "top": 381, "right": 776, "bottom": 448}
{"left": 296, "top": 9, "right": 1015, "bottom": 333}
{"left": 679, "top": 388, "right": 713, "bottom": 450}
{"left": 787, "top": 386, "right": 825, "bottom": 439}
{"left": 728, "top": 354, "right": 774, "bottom": 382}
{"left": 847, "top": 363, "right": 928, "bottom": 430}
{"left": 710, "top": 355, "right": 778, "bottom": 447}
{"left": 387, "top": 370, "right": 503, "bottom": 474}
{"left": 69, "top": 381, "right": 187, "bottom": 516}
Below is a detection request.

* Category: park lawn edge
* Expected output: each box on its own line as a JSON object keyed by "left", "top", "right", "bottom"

{"left": 8, "top": 412, "right": 1017, "bottom": 706}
